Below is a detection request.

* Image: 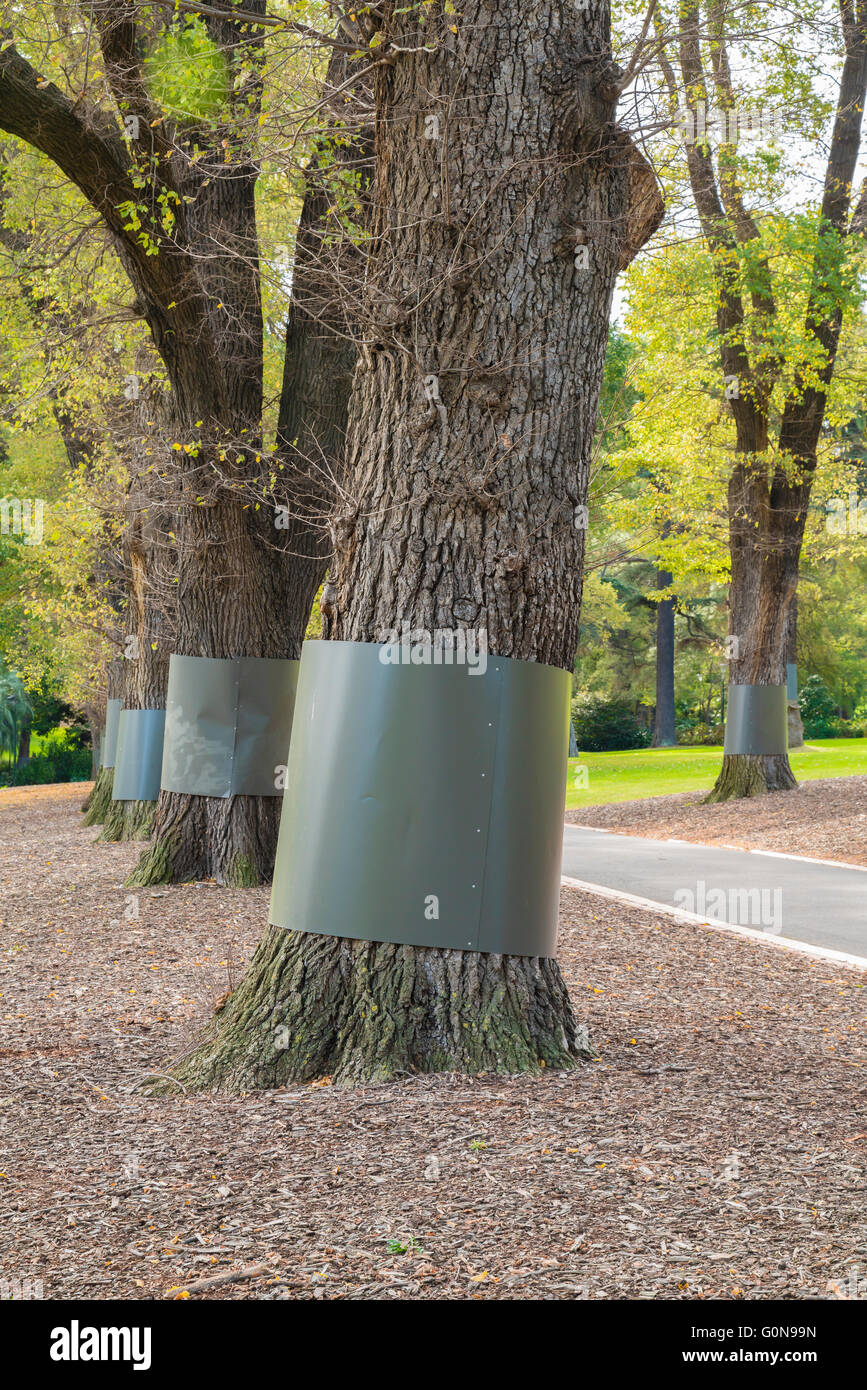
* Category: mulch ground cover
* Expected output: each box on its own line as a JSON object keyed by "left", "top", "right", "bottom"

{"left": 1, "top": 783, "right": 865, "bottom": 1300}
{"left": 568, "top": 775, "right": 867, "bottom": 869}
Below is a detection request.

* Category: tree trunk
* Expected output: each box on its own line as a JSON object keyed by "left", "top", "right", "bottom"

{"left": 100, "top": 487, "right": 173, "bottom": 843}
{"left": 786, "top": 595, "right": 804, "bottom": 749}
{"left": 674, "top": 1, "right": 867, "bottom": 801}
{"left": 651, "top": 566, "right": 676, "bottom": 746}
{"left": 707, "top": 466, "right": 798, "bottom": 802}
{"left": 162, "top": 1, "right": 661, "bottom": 1091}
{"left": 16, "top": 722, "right": 30, "bottom": 767}
{"left": 125, "top": 491, "right": 316, "bottom": 884}
{"left": 82, "top": 657, "right": 124, "bottom": 825}
{"left": 129, "top": 49, "right": 367, "bottom": 888}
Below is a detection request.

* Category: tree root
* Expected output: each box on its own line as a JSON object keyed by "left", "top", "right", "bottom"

{"left": 82, "top": 767, "right": 115, "bottom": 826}
{"left": 705, "top": 753, "right": 797, "bottom": 803}
{"left": 126, "top": 791, "right": 282, "bottom": 886}
{"left": 98, "top": 799, "right": 157, "bottom": 842}
{"left": 149, "top": 926, "right": 591, "bottom": 1093}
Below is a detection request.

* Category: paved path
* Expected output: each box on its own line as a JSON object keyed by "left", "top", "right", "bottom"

{"left": 561, "top": 824, "right": 867, "bottom": 959}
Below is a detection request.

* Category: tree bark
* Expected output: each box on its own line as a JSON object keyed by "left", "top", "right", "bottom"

{"left": 100, "top": 474, "right": 174, "bottom": 843}
{"left": 652, "top": 566, "right": 676, "bottom": 746}
{"left": 129, "top": 46, "right": 369, "bottom": 887}
{"left": 705, "top": 462, "right": 799, "bottom": 802}
{"left": 786, "top": 595, "right": 804, "bottom": 749}
{"left": 0, "top": 9, "right": 341, "bottom": 884}
{"left": 163, "top": 0, "right": 663, "bottom": 1091}
{"left": 670, "top": 2, "right": 867, "bottom": 801}
{"left": 16, "top": 722, "right": 30, "bottom": 767}
{"left": 82, "top": 657, "right": 124, "bottom": 824}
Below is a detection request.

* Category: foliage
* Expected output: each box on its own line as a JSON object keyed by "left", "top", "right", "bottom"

{"left": 143, "top": 18, "right": 230, "bottom": 122}
{"left": 0, "top": 664, "right": 30, "bottom": 758}
{"left": 0, "top": 726, "right": 91, "bottom": 786}
{"left": 570, "top": 694, "right": 651, "bottom": 753}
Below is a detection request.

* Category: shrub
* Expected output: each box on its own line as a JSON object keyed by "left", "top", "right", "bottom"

{"left": 799, "top": 675, "right": 839, "bottom": 738}
{"left": 677, "top": 721, "right": 726, "bottom": 746}
{"left": 571, "top": 695, "right": 651, "bottom": 752}
{"left": 0, "top": 728, "right": 92, "bottom": 786}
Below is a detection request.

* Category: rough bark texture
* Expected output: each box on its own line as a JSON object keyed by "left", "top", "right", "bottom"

{"left": 705, "top": 457, "right": 800, "bottom": 802}
{"left": 129, "top": 46, "right": 367, "bottom": 887}
{"left": 0, "top": 7, "right": 337, "bottom": 885}
{"left": 171, "top": 1, "right": 662, "bottom": 1090}
{"left": 706, "top": 753, "right": 796, "bottom": 802}
{"left": 159, "top": 926, "right": 589, "bottom": 1092}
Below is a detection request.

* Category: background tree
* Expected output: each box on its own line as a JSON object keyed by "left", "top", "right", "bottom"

{"left": 0, "top": 2, "right": 366, "bottom": 882}
{"left": 652, "top": 0, "right": 867, "bottom": 799}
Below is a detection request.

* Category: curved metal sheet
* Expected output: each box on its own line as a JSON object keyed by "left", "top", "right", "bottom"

{"left": 101, "top": 699, "right": 123, "bottom": 769}
{"left": 160, "top": 655, "right": 299, "bottom": 798}
{"left": 786, "top": 662, "right": 798, "bottom": 701}
{"left": 724, "top": 683, "right": 788, "bottom": 755}
{"left": 269, "top": 639, "right": 571, "bottom": 957}
{"left": 112, "top": 709, "right": 166, "bottom": 802}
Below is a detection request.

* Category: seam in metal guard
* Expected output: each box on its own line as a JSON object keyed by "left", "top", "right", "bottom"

{"left": 269, "top": 639, "right": 571, "bottom": 957}
{"left": 160, "top": 655, "right": 299, "bottom": 798}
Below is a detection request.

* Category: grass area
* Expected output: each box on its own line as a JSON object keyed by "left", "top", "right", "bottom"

{"left": 566, "top": 738, "right": 867, "bottom": 809}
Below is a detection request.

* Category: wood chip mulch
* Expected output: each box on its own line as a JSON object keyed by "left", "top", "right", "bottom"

{"left": 568, "top": 775, "right": 867, "bottom": 868}
{"left": 1, "top": 783, "right": 865, "bottom": 1301}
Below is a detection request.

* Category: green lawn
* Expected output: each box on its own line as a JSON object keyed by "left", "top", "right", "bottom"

{"left": 566, "top": 738, "right": 867, "bottom": 809}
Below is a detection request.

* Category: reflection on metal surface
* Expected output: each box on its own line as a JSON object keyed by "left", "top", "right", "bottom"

{"left": 270, "top": 640, "right": 571, "bottom": 957}
{"left": 724, "top": 684, "right": 788, "bottom": 755}
{"left": 112, "top": 709, "right": 166, "bottom": 802}
{"left": 101, "top": 699, "right": 123, "bottom": 769}
{"left": 160, "top": 655, "right": 299, "bottom": 798}
{"left": 786, "top": 662, "right": 798, "bottom": 702}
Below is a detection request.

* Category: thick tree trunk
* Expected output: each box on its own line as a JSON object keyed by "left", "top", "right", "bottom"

{"left": 165, "top": 1, "right": 659, "bottom": 1090}
{"left": 126, "top": 491, "right": 314, "bottom": 884}
{"left": 130, "top": 49, "right": 367, "bottom": 888}
{"left": 651, "top": 566, "right": 676, "bottom": 746}
{"left": 707, "top": 466, "right": 798, "bottom": 802}
{"left": 164, "top": 926, "right": 586, "bottom": 1091}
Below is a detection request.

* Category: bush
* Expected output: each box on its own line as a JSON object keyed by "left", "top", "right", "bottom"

{"left": 571, "top": 695, "right": 651, "bottom": 752}
{"left": 0, "top": 728, "right": 92, "bottom": 786}
{"left": 677, "top": 721, "right": 726, "bottom": 746}
{"left": 799, "top": 675, "right": 839, "bottom": 738}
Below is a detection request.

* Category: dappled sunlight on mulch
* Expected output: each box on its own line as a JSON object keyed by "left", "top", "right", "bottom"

{"left": 1, "top": 785, "right": 865, "bottom": 1299}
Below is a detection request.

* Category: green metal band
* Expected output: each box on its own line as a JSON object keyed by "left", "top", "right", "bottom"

{"left": 786, "top": 663, "right": 798, "bottom": 701}
{"left": 270, "top": 639, "right": 571, "bottom": 957}
{"left": 112, "top": 709, "right": 166, "bottom": 802}
{"left": 724, "top": 683, "right": 788, "bottom": 756}
{"left": 160, "top": 655, "right": 299, "bottom": 798}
